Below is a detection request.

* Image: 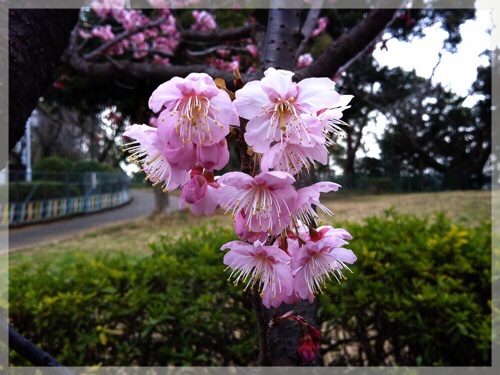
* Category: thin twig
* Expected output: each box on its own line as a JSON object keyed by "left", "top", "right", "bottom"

{"left": 295, "top": 0, "right": 323, "bottom": 61}
{"left": 83, "top": 15, "right": 168, "bottom": 61}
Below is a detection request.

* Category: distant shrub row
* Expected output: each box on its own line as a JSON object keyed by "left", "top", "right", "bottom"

{"left": 9, "top": 181, "right": 83, "bottom": 202}
{"left": 10, "top": 156, "right": 126, "bottom": 201}
{"left": 32, "top": 156, "right": 117, "bottom": 174}
{"left": 8, "top": 212, "right": 491, "bottom": 366}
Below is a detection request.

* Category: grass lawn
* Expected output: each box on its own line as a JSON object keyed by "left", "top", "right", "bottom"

{"left": 6, "top": 189, "right": 493, "bottom": 268}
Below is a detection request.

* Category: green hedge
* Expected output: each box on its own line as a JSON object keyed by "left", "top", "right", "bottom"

{"left": 9, "top": 181, "right": 83, "bottom": 202}
{"left": 70, "top": 160, "right": 115, "bottom": 173}
{"left": 320, "top": 210, "right": 491, "bottom": 366}
{"left": 9, "top": 224, "right": 257, "bottom": 366}
{"left": 32, "top": 156, "right": 118, "bottom": 175}
{"left": 8, "top": 213, "right": 491, "bottom": 367}
{"left": 32, "top": 156, "right": 73, "bottom": 173}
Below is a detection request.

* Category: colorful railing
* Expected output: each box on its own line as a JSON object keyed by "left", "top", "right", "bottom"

{"left": 1, "top": 190, "right": 132, "bottom": 226}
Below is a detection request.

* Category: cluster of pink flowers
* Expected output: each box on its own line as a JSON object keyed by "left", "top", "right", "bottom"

{"left": 82, "top": 5, "right": 282, "bottom": 73}
{"left": 191, "top": 10, "right": 217, "bottom": 32}
{"left": 123, "top": 68, "right": 356, "bottom": 311}
{"left": 221, "top": 222, "right": 355, "bottom": 309}
{"left": 234, "top": 68, "right": 352, "bottom": 174}
{"left": 123, "top": 72, "right": 239, "bottom": 213}
{"left": 82, "top": 3, "right": 181, "bottom": 62}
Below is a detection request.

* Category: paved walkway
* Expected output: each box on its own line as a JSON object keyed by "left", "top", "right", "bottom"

{"left": 8, "top": 189, "right": 178, "bottom": 252}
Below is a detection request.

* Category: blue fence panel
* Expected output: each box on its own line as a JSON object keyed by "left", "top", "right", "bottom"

{"left": 4, "top": 171, "right": 132, "bottom": 226}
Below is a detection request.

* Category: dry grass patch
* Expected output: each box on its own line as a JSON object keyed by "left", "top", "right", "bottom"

{"left": 8, "top": 190, "right": 491, "bottom": 267}
{"left": 319, "top": 190, "right": 491, "bottom": 227}
{"left": 8, "top": 209, "right": 234, "bottom": 267}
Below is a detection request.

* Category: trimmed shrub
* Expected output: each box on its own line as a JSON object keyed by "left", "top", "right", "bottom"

{"left": 32, "top": 156, "right": 73, "bottom": 173}
{"left": 320, "top": 210, "right": 491, "bottom": 366}
{"left": 9, "top": 181, "right": 82, "bottom": 202}
{"left": 71, "top": 160, "right": 115, "bottom": 173}
{"left": 8, "top": 213, "right": 491, "bottom": 367}
{"left": 9, "top": 224, "right": 258, "bottom": 366}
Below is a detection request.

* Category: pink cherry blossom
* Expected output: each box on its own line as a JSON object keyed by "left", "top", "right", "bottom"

{"left": 221, "top": 241, "right": 293, "bottom": 308}
{"left": 260, "top": 141, "right": 328, "bottom": 175}
{"left": 292, "top": 227, "right": 356, "bottom": 302}
{"left": 218, "top": 171, "right": 297, "bottom": 237}
{"left": 149, "top": 73, "right": 239, "bottom": 146}
{"left": 196, "top": 138, "right": 230, "bottom": 171}
{"left": 246, "top": 44, "right": 259, "bottom": 58}
{"left": 317, "top": 94, "right": 353, "bottom": 146}
{"left": 232, "top": 211, "right": 269, "bottom": 243}
{"left": 233, "top": 67, "right": 339, "bottom": 153}
{"left": 179, "top": 168, "right": 221, "bottom": 215}
{"left": 122, "top": 124, "right": 189, "bottom": 191}
{"left": 181, "top": 173, "right": 207, "bottom": 205}
{"left": 298, "top": 331, "right": 321, "bottom": 362}
{"left": 115, "top": 9, "right": 149, "bottom": 31}
{"left": 294, "top": 181, "right": 341, "bottom": 226}
{"left": 91, "top": 0, "right": 125, "bottom": 19}
{"left": 91, "top": 25, "right": 115, "bottom": 41}
{"left": 311, "top": 17, "right": 329, "bottom": 38}
{"left": 156, "top": 123, "right": 198, "bottom": 171}
{"left": 208, "top": 57, "right": 240, "bottom": 72}
{"left": 296, "top": 53, "right": 314, "bottom": 69}
{"left": 259, "top": 116, "right": 328, "bottom": 175}
{"left": 152, "top": 55, "right": 171, "bottom": 65}
{"left": 191, "top": 10, "right": 217, "bottom": 32}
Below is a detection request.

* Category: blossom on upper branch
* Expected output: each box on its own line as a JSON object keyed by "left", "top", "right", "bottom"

{"left": 122, "top": 124, "right": 189, "bottom": 191}
{"left": 296, "top": 53, "right": 314, "bottom": 69}
{"left": 191, "top": 10, "right": 217, "bottom": 32}
{"left": 233, "top": 67, "right": 337, "bottom": 153}
{"left": 149, "top": 72, "right": 239, "bottom": 147}
{"left": 90, "top": 0, "right": 125, "bottom": 19}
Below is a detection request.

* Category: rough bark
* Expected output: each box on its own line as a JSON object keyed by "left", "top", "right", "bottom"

{"left": 151, "top": 184, "right": 170, "bottom": 216}
{"left": 9, "top": 8, "right": 80, "bottom": 152}
{"left": 251, "top": 7, "right": 323, "bottom": 366}
{"left": 260, "top": 8, "right": 302, "bottom": 74}
{"left": 294, "top": 8, "right": 398, "bottom": 81}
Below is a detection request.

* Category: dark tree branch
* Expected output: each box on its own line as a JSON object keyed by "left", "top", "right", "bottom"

{"left": 180, "top": 22, "right": 262, "bottom": 44}
{"left": 9, "top": 9, "right": 80, "bottom": 152}
{"left": 0, "top": 318, "right": 73, "bottom": 373}
{"left": 83, "top": 15, "right": 168, "bottom": 61}
{"left": 295, "top": 0, "right": 323, "bottom": 61}
{"left": 64, "top": 9, "right": 402, "bottom": 93}
{"left": 335, "top": 9, "right": 402, "bottom": 77}
{"left": 295, "top": 8, "right": 400, "bottom": 80}
{"left": 63, "top": 24, "right": 256, "bottom": 89}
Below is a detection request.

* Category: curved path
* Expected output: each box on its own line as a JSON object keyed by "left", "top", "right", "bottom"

{"left": 8, "top": 189, "right": 178, "bottom": 252}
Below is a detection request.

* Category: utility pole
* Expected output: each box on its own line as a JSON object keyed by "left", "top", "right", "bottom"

{"left": 25, "top": 116, "right": 32, "bottom": 182}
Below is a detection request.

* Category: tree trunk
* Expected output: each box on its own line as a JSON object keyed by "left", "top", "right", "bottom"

{"left": 9, "top": 9, "right": 80, "bottom": 152}
{"left": 151, "top": 184, "right": 170, "bottom": 216}
{"left": 250, "top": 6, "right": 323, "bottom": 366}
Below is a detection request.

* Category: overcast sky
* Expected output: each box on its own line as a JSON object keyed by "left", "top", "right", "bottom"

{"left": 356, "top": 7, "right": 494, "bottom": 159}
